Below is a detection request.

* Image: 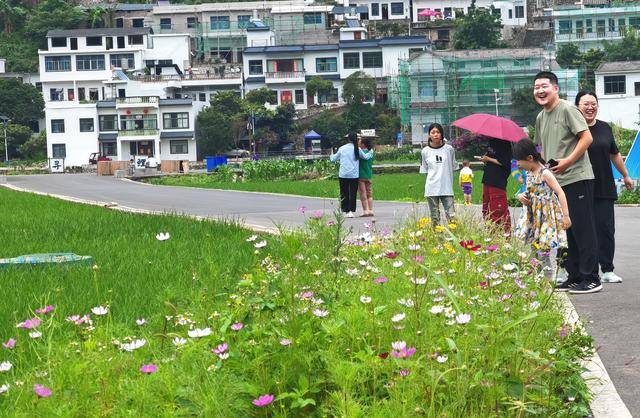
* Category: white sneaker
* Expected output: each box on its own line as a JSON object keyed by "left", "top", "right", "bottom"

{"left": 601, "top": 271, "right": 623, "bottom": 283}
{"left": 556, "top": 268, "right": 568, "bottom": 284}
{"left": 346, "top": 212, "right": 355, "bottom": 218}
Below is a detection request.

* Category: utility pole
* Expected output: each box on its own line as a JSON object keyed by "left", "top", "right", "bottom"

{"left": 493, "top": 89, "right": 500, "bottom": 116}
{"left": 0, "top": 115, "right": 10, "bottom": 163}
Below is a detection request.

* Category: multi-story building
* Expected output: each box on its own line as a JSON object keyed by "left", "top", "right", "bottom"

{"left": 595, "top": 61, "right": 640, "bottom": 130}
{"left": 39, "top": 27, "right": 200, "bottom": 167}
{"left": 333, "top": 0, "right": 412, "bottom": 21}
{"left": 553, "top": 4, "right": 640, "bottom": 51}
{"left": 242, "top": 22, "right": 428, "bottom": 109}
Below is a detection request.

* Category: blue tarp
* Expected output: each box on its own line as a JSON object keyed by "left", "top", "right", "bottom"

{"left": 304, "top": 130, "right": 322, "bottom": 140}
{"left": 613, "top": 130, "right": 640, "bottom": 180}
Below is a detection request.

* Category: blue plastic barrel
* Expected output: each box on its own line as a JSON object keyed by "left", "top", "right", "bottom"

{"left": 205, "top": 156, "right": 217, "bottom": 172}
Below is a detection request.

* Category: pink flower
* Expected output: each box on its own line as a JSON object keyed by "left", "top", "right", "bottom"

{"left": 140, "top": 364, "right": 158, "bottom": 374}
{"left": 311, "top": 210, "right": 324, "bottom": 219}
{"left": 298, "top": 206, "right": 307, "bottom": 214}
{"left": 479, "top": 281, "right": 488, "bottom": 289}
{"left": 34, "top": 384, "right": 52, "bottom": 398}
{"left": 459, "top": 240, "right": 481, "bottom": 252}
{"left": 373, "top": 276, "right": 388, "bottom": 284}
{"left": 413, "top": 255, "right": 425, "bottom": 263}
{"left": 399, "top": 369, "right": 410, "bottom": 377}
{"left": 300, "top": 291, "right": 314, "bottom": 300}
{"left": 17, "top": 317, "right": 41, "bottom": 329}
{"left": 391, "top": 347, "right": 416, "bottom": 359}
{"left": 252, "top": 394, "right": 274, "bottom": 407}
{"left": 212, "top": 343, "right": 228, "bottom": 355}
{"left": 326, "top": 220, "right": 335, "bottom": 226}
{"left": 384, "top": 251, "right": 399, "bottom": 259}
{"left": 559, "top": 324, "right": 570, "bottom": 340}
{"left": 2, "top": 338, "right": 15, "bottom": 350}
{"left": 230, "top": 322, "right": 244, "bottom": 331}
{"left": 486, "top": 245, "right": 499, "bottom": 252}
{"left": 279, "top": 338, "right": 292, "bottom": 346}
{"left": 35, "top": 306, "right": 55, "bottom": 315}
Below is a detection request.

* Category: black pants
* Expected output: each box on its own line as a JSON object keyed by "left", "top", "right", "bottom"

{"left": 562, "top": 180, "right": 599, "bottom": 283}
{"left": 339, "top": 177, "right": 358, "bottom": 213}
{"left": 594, "top": 198, "right": 615, "bottom": 273}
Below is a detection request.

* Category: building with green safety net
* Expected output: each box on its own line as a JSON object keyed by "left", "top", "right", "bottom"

{"left": 387, "top": 48, "right": 580, "bottom": 145}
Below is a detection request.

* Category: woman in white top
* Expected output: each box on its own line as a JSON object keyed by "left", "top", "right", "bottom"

{"left": 420, "top": 123, "right": 457, "bottom": 225}
{"left": 330, "top": 132, "right": 373, "bottom": 218}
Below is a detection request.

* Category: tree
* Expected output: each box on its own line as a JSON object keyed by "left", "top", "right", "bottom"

{"left": 580, "top": 48, "right": 605, "bottom": 90}
{"left": 18, "top": 130, "right": 46, "bottom": 160}
{"left": 374, "top": 110, "right": 401, "bottom": 145}
{"left": 245, "top": 88, "right": 276, "bottom": 106}
{"left": 342, "top": 71, "right": 376, "bottom": 104}
{"left": 0, "top": 78, "right": 44, "bottom": 127}
{"left": 343, "top": 102, "right": 376, "bottom": 133}
{"left": 311, "top": 109, "right": 347, "bottom": 149}
{"left": 453, "top": 0, "right": 503, "bottom": 50}
{"left": 209, "top": 91, "right": 245, "bottom": 115}
{"left": 25, "top": 0, "right": 87, "bottom": 48}
{"left": 604, "top": 29, "right": 640, "bottom": 61}
{"left": 87, "top": 6, "right": 106, "bottom": 29}
{"left": 0, "top": 122, "right": 32, "bottom": 159}
{"left": 270, "top": 103, "right": 296, "bottom": 142}
{"left": 556, "top": 43, "right": 581, "bottom": 69}
{"left": 196, "top": 110, "right": 233, "bottom": 157}
{"left": 305, "top": 76, "right": 333, "bottom": 100}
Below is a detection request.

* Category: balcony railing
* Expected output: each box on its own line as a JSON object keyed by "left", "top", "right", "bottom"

{"left": 118, "top": 129, "right": 159, "bottom": 137}
{"left": 555, "top": 28, "right": 633, "bottom": 42}
{"left": 116, "top": 96, "right": 159, "bottom": 105}
{"left": 130, "top": 67, "right": 243, "bottom": 82}
{"left": 265, "top": 71, "right": 306, "bottom": 80}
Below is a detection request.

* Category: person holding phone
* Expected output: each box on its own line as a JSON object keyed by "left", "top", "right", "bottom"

{"left": 533, "top": 71, "right": 600, "bottom": 294}
{"left": 477, "top": 137, "right": 512, "bottom": 232}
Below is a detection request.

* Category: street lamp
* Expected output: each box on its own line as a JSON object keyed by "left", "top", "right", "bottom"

{"left": 0, "top": 115, "right": 10, "bottom": 163}
{"left": 493, "top": 89, "right": 500, "bottom": 117}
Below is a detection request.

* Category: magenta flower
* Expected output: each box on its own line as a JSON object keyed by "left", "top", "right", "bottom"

{"left": 559, "top": 324, "right": 570, "bottom": 340}
{"left": 399, "top": 369, "right": 410, "bottom": 377}
{"left": 252, "top": 394, "right": 274, "bottom": 407}
{"left": 311, "top": 210, "right": 324, "bottom": 219}
{"left": 326, "top": 220, "right": 335, "bottom": 226}
{"left": 35, "top": 306, "right": 55, "bottom": 315}
{"left": 298, "top": 206, "right": 307, "bottom": 214}
{"left": 2, "top": 338, "right": 16, "bottom": 350}
{"left": 300, "top": 291, "right": 314, "bottom": 300}
{"left": 373, "top": 276, "right": 388, "bottom": 284}
{"left": 212, "top": 343, "right": 228, "bottom": 355}
{"left": 140, "top": 364, "right": 158, "bottom": 374}
{"left": 486, "top": 245, "right": 499, "bottom": 252}
{"left": 413, "top": 255, "right": 425, "bottom": 263}
{"left": 479, "top": 281, "right": 488, "bottom": 289}
{"left": 391, "top": 347, "right": 416, "bottom": 359}
{"left": 384, "top": 251, "right": 399, "bottom": 259}
{"left": 17, "top": 317, "right": 41, "bottom": 329}
{"left": 34, "top": 384, "right": 52, "bottom": 398}
{"left": 230, "top": 322, "right": 244, "bottom": 331}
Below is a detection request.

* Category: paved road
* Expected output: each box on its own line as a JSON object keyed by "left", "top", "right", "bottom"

{"left": 4, "top": 174, "right": 640, "bottom": 414}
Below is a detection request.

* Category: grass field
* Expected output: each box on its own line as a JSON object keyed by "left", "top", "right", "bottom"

{"left": 0, "top": 188, "right": 591, "bottom": 416}
{"left": 148, "top": 172, "right": 519, "bottom": 204}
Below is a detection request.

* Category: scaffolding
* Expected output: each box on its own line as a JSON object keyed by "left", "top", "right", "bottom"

{"left": 386, "top": 47, "right": 580, "bottom": 144}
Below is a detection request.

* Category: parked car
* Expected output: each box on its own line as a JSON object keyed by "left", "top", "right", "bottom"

{"left": 226, "top": 149, "right": 251, "bottom": 158}
{"left": 89, "top": 153, "right": 112, "bottom": 164}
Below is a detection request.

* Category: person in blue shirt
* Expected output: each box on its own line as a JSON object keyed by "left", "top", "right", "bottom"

{"left": 330, "top": 132, "right": 373, "bottom": 218}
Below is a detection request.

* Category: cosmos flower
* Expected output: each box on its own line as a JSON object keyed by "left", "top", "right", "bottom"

{"left": 155, "top": 232, "right": 170, "bottom": 241}
{"left": 91, "top": 306, "right": 109, "bottom": 316}
{"left": 230, "top": 322, "right": 244, "bottom": 331}
{"left": 252, "top": 394, "right": 274, "bottom": 407}
{"left": 139, "top": 364, "right": 158, "bottom": 374}
{"left": 2, "top": 338, "right": 16, "bottom": 350}
{"left": 188, "top": 328, "right": 212, "bottom": 338}
{"left": 254, "top": 241, "right": 267, "bottom": 249}
{"left": 33, "top": 384, "right": 52, "bottom": 398}
{"left": 455, "top": 313, "right": 471, "bottom": 324}
{"left": 360, "top": 296, "right": 372, "bottom": 304}
{"left": 35, "top": 306, "right": 55, "bottom": 315}
{"left": 120, "top": 339, "right": 146, "bottom": 352}
{"left": 459, "top": 240, "right": 481, "bottom": 252}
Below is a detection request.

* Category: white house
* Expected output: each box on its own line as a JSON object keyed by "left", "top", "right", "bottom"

{"left": 595, "top": 61, "right": 640, "bottom": 130}
{"left": 412, "top": 0, "right": 527, "bottom": 28}
{"left": 39, "top": 27, "right": 199, "bottom": 166}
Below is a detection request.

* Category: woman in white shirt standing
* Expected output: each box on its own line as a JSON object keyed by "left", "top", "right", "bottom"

{"left": 420, "top": 123, "right": 457, "bottom": 225}
{"left": 330, "top": 132, "right": 372, "bottom": 218}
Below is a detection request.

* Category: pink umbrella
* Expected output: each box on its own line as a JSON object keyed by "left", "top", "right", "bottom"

{"left": 417, "top": 8, "right": 442, "bottom": 17}
{"left": 451, "top": 113, "right": 528, "bottom": 143}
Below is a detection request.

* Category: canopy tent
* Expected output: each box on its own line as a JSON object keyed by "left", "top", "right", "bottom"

{"left": 304, "top": 130, "right": 322, "bottom": 139}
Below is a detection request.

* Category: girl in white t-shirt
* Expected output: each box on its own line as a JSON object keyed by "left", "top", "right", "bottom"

{"left": 420, "top": 123, "right": 457, "bottom": 225}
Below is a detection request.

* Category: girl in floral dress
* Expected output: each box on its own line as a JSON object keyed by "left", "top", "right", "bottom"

{"left": 513, "top": 139, "right": 571, "bottom": 259}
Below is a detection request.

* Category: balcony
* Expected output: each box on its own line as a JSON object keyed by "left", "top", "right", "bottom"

{"left": 555, "top": 29, "right": 626, "bottom": 42}
{"left": 118, "top": 129, "right": 159, "bottom": 138}
{"left": 129, "top": 66, "right": 243, "bottom": 82}
{"left": 265, "top": 71, "right": 306, "bottom": 83}
{"left": 116, "top": 96, "right": 159, "bottom": 109}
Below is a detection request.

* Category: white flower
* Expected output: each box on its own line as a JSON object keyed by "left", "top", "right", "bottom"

{"left": 530, "top": 301, "right": 540, "bottom": 310}
{"left": 29, "top": 331, "right": 42, "bottom": 339}
{"left": 397, "top": 298, "right": 414, "bottom": 308}
{"left": 392, "top": 261, "right": 404, "bottom": 268}
{"left": 120, "top": 339, "right": 146, "bottom": 352}
{"left": 411, "top": 277, "right": 427, "bottom": 285}
{"left": 436, "top": 355, "right": 448, "bottom": 363}
{"left": 136, "top": 318, "right": 147, "bottom": 326}
{"left": 345, "top": 268, "right": 359, "bottom": 276}
{"left": 430, "top": 305, "right": 444, "bottom": 314}
{"left": 187, "top": 328, "right": 212, "bottom": 338}
{"left": 0, "top": 384, "right": 8, "bottom": 394}
{"left": 502, "top": 263, "right": 517, "bottom": 271}
{"left": 548, "top": 348, "right": 557, "bottom": 355}
{"left": 155, "top": 232, "right": 170, "bottom": 241}
{"left": 391, "top": 341, "right": 406, "bottom": 351}
{"left": 218, "top": 352, "right": 229, "bottom": 360}
{"left": 358, "top": 260, "right": 368, "bottom": 266}
{"left": 91, "top": 306, "right": 109, "bottom": 316}
{"left": 391, "top": 313, "right": 406, "bottom": 322}
{"left": 444, "top": 307, "right": 456, "bottom": 318}
{"left": 408, "top": 244, "right": 421, "bottom": 251}
{"left": 246, "top": 235, "right": 258, "bottom": 242}
{"left": 0, "top": 361, "right": 12, "bottom": 372}
{"left": 455, "top": 313, "right": 472, "bottom": 324}
{"left": 360, "top": 295, "right": 372, "bottom": 304}
{"left": 172, "top": 337, "right": 187, "bottom": 347}
{"left": 254, "top": 240, "right": 267, "bottom": 249}
{"left": 312, "top": 309, "right": 329, "bottom": 318}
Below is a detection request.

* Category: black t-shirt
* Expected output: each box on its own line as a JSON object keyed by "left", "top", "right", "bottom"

{"left": 587, "top": 120, "right": 619, "bottom": 200}
{"left": 482, "top": 138, "right": 512, "bottom": 190}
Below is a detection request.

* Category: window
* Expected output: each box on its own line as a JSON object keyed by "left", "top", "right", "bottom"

{"left": 508, "top": 9, "right": 512, "bottom": 19}
{"left": 76, "top": 55, "right": 105, "bottom": 71}
{"left": 160, "top": 18, "right": 172, "bottom": 30}
{"left": 158, "top": 59, "right": 173, "bottom": 66}
{"left": 409, "top": 47, "right": 424, "bottom": 57}
{"left": 249, "top": 60, "right": 263, "bottom": 75}
{"left": 99, "top": 115, "right": 118, "bottom": 131}
{"left": 635, "top": 82, "right": 640, "bottom": 96}
{"left": 118, "top": 89, "right": 126, "bottom": 99}
{"left": 51, "top": 37, "right": 67, "bottom": 47}
{"left": 170, "top": 140, "right": 189, "bottom": 154}
{"left": 559, "top": 20, "right": 572, "bottom": 35}
{"left": 70, "top": 38, "right": 78, "bottom": 50}
{"left": 110, "top": 53, "right": 135, "bottom": 69}
{"left": 132, "top": 18, "right": 144, "bottom": 28}
{"left": 371, "top": 3, "right": 379, "bottom": 16}
{"left": 575, "top": 20, "right": 584, "bottom": 37}
{"left": 295, "top": 89, "right": 304, "bottom": 103}
{"left": 117, "top": 36, "right": 125, "bottom": 48}
{"left": 481, "top": 60, "right": 497, "bottom": 68}
{"left": 390, "top": 2, "right": 403, "bottom": 15}
{"left": 50, "top": 88, "right": 64, "bottom": 101}
{"left": 67, "top": 88, "right": 74, "bottom": 101}
{"left": 444, "top": 7, "right": 452, "bottom": 18}
{"left": 418, "top": 80, "right": 437, "bottom": 97}
{"left": 604, "top": 75, "right": 625, "bottom": 94}
{"left": 319, "top": 88, "right": 339, "bottom": 104}
{"left": 89, "top": 88, "right": 99, "bottom": 101}
{"left": 619, "top": 18, "right": 626, "bottom": 33}
{"left": 316, "top": 57, "right": 337, "bottom": 72}
{"left": 515, "top": 6, "right": 524, "bottom": 19}
{"left": 78, "top": 87, "right": 85, "bottom": 101}
{"left": 80, "top": 118, "right": 94, "bottom": 132}
{"left": 609, "top": 18, "right": 615, "bottom": 32}
{"left": 120, "top": 114, "right": 157, "bottom": 131}
{"left": 86, "top": 36, "right": 102, "bottom": 46}
{"left": 163, "top": 112, "right": 189, "bottom": 129}
{"left": 629, "top": 17, "right": 640, "bottom": 29}
{"left": 115, "top": 18, "right": 124, "bottom": 28}
{"left": 268, "top": 90, "right": 278, "bottom": 105}
{"left": 514, "top": 58, "right": 530, "bottom": 66}
{"left": 101, "top": 141, "right": 117, "bottom": 156}
{"left": 51, "top": 119, "right": 65, "bottom": 133}
{"left": 303, "top": 12, "right": 323, "bottom": 24}
{"left": 362, "top": 51, "right": 382, "bottom": 68}
{"left": 210, "top": 16, "right": 230, "bottom": 30}
{"left": 238, "top": 15, "right": 251, "bottom": 28}
{"left": 596, "top": 19, "right": 605, "bottom": 35}
{"left": 586, "top": 19, "right": 592, "bottom": 33}
{"left": 128, "top": 35, "right": 144, "bottom": 45}
{"left": 187, "top": 17, "right": 197, "bottom": 28}
{"left": 52, "top": 144, "right": 66, "bottom": 158}
{"left": 343, "top": 52, "right": 360, "bottom": 69}
{"left": 45, "top": 56, "right": 71, "bottom": 72}
{"left": 199, "top": 93, "right": 206, "bottom": 102}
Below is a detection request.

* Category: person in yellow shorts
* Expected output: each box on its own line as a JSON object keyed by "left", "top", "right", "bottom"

{"left": 459, "top": 160, "right": 474, "bottom": 205}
